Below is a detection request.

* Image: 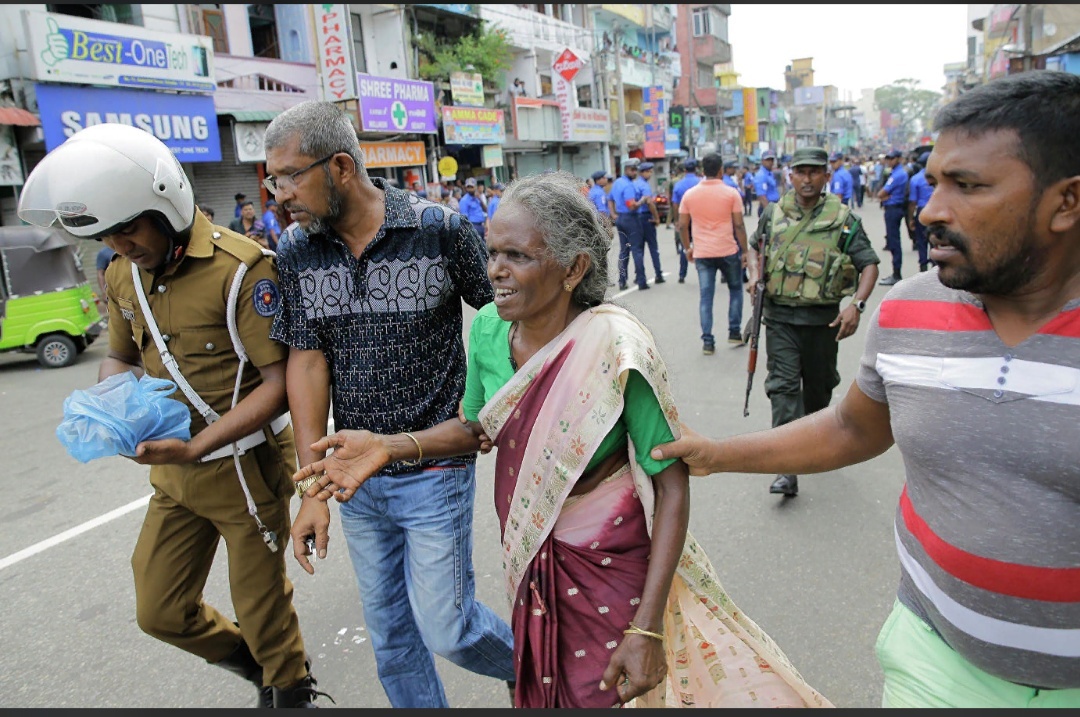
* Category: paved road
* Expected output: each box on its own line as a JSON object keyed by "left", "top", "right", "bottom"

{"left": 0, "top": 197, "right": 923, "bottom": 708}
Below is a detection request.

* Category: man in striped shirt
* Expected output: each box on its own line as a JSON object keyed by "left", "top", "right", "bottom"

{"left": 651, "top": 72, "right": 1080, "bottom": 708}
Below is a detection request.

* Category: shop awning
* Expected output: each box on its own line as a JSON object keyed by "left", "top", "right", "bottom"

{"left": 0, "top": 107, "right": 41, "bottom": 126}
{"left": 218, "top": 110, "right": 280, "bottom": 122}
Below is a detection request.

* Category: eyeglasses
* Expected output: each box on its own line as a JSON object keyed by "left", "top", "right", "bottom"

{"left": 263, "top": 152, "right": 339, "bottom": 193}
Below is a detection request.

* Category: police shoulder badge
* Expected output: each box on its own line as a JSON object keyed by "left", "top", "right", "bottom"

{"left": 253, "top": 278, "right": 281, "bottom": 317}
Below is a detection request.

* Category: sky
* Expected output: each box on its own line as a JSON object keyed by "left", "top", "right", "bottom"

{"left": 726, "top": 4, "right": 972, "bottom": 100}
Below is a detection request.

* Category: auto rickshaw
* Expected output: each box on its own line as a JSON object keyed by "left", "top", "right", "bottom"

{"left": 0, "top": 225, "right": 104, "bottom": 368}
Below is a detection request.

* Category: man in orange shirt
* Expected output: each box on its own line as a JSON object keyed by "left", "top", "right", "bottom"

{"left": 677, "top": 152, "right": 748, "bottom": 354}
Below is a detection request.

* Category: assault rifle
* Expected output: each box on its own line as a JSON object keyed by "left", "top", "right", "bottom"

{"left": 742, "top": 248, "right": 767, "bottom": 417}
{"left": 743, "top": 209, "right": 772, "bottom": 418}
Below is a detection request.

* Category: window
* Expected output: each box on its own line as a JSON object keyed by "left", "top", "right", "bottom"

{"left": 47, "top": 4, "right": 142, "bottom": 25}
{"left": 189, "top": 4, "right": 229, "bottom": 54}
{"left": 350, "top": 12, "right": 368, "bottom": 74}
{"left": 692, "top": 7, "right": 711, "bottom": 37}
{"left": 248, "top": 3, "right": 279, "bottom": 59}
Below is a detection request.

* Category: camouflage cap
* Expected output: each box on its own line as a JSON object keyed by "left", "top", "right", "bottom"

{"left": 791, "top": 147, "right": 828, "bottom": 167}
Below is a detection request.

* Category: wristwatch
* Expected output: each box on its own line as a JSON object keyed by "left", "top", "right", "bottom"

{"left": 854, "top": 299, "right": 867, "bottom": 313}
{"left": 294, "top": 474, "right": 320, "bottom": 498}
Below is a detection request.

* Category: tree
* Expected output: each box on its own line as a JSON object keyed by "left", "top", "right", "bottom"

{"left": 875, "top": 79, "right": 941, "bottom": 145}
{"left": 413, "top": 23, "right": 514, "bottom": 90}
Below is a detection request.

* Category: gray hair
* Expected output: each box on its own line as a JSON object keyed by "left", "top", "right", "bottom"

{"left": 499, "top": 170, "right": 611, "bottom": 307}
{"left": 264, "top": 101, "right": 367, "bottom": 181}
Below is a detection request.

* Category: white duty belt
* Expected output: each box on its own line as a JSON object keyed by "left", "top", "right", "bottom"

{"left": 131, "top": 256, "right": 286, "bottom": 552}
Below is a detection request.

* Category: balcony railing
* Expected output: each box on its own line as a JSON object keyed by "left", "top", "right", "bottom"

{"left": 478, "top": 5, "right": 592, "bottom": 57}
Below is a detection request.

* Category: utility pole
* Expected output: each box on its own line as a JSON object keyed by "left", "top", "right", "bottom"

{"left": 1022, "top": 3, "right": 1034, "bottom": 72}
{"left": 614, "top": 24, "right": 628, "bottom": 162}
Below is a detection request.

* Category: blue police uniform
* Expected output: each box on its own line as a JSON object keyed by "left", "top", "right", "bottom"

{"left": 588, "top": 183, "right": 609, "bottom": 216}
{"left": 609, "top": 168, "right": 646, "bottom": 289}
{"left": 459, "top": 190, "right": 487, "bottom": 240}
{"left": 907, "top": 168, "right": 934, "bottom": 271}
{"left": 880, "top": 158, "right": 909, "bottom": 282}
{"left": 830, "top": 165, "right": 853, "bottom": 204}
{"left": 672, "top": 169, "right": 701, "bottom": 282}
{"left": 634, "top": 163, "right": 663, "bottom": 284}
{"left": 754, "top": 164, "right": 779, "bottom": 215}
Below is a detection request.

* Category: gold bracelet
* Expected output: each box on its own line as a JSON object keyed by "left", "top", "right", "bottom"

{"left": 400, "top": 431, "right": 423, "bottom": 467}
{"left": 623, "top": 623, "right": 664, "bottom": 641}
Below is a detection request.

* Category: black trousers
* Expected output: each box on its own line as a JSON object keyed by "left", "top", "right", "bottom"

{"left": 763, "top": 319, "right": 841, "bottom": 428}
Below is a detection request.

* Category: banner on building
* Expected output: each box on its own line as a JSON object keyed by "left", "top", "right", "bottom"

{"left": 357, "top": 74, "right": 437, "bottom": 133}
{"left": 793, "top": 86, "right": 825, "bottom": 106}
{"left": 669, "top": 105, "right": 685, "bottom": 145}
{"left": 481, "top": 144, "right": 503, "bottom": 168}
{"left": 568, "top": 107, "right": 610, "bottom": 142}
{"left": 313, "top": 4, "right": 357, "bottom": 101}
{"left": 743, "top": 87, "right": 759, "bottom": 144}
{"left": 441, "top": 106, "right": 505, "bottom": 144}
{"left": 643, "top": 86, "right": 666, "bottom": 158}
{"left": 450, "top": 72, "right": 484, "bottom": 108}
{"left": 359, "top": 141, "right": 427, "bottom": 168}
{"left": 22, "top": 10, "right": 215, "bottom": 93}
{"left": 35, "top": 83, "right": 221, "bottom": 161}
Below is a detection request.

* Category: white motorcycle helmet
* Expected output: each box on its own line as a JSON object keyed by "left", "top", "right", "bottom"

{"left": 18, "top": 123, "right": 195, "bottom": 242}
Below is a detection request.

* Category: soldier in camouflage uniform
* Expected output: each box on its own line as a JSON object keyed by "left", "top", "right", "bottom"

{"left": 746, "top": 147, "right": 880, "bottom": 497}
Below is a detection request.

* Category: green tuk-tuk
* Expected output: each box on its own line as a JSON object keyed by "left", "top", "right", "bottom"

{"left": 0, "top": 225, "right": 104, "bottom": 368}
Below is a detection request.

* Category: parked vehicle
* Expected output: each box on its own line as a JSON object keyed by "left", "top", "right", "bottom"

{"left": 0, "top": 225, "right": 104, "bottom": 368}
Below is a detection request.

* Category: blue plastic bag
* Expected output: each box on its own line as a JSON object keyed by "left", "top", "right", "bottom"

{"left": 56, "top": 372, "right": 192, "bottom": 463}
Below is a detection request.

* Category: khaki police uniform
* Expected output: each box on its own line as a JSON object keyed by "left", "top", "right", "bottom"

{"left": 104, "top": 210, "right": 306, "bottom": 688}
{"left": 750, "top": 190, "right": 879, "bottom": 428}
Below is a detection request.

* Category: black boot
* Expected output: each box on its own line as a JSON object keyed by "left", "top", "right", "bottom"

{"left": 273, "top": 672, "right": 333, "bottom": 708}
{"left": 213, "top": 639, "right": 273, "bottom": 708}
{"left": 769, "top": 474, "right": 798, "bottom": 497}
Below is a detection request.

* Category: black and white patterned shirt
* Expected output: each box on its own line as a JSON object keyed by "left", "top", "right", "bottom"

{"left": 271, "top": 178, "right": 493, "bottom": 474}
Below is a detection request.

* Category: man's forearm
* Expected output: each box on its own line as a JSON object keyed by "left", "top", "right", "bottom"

{"left": 186, "top": 360, "right": 289, "bottom": 458}
{"left": 696, "top": 383, "right": 894, "bottom": 475}
{"left": 287, "top": 350, "right": 332, "bottom": 468}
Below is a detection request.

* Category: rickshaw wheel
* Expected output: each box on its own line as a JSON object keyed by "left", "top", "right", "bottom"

{"left": 36, "top": 334, "right": 78, "bottom": 368}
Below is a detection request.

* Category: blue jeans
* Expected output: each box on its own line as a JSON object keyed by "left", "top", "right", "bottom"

{"left": 884, "top": 204, "right": 905, "bottom": 276}
{"left": 696, "top": 254, "right": 743, "bottom": 344}
{"left": 338, "top": 462, "right": 514, "bottom": 708}
{"left": 616, "top": 214, "right": 646, "bottom": 288}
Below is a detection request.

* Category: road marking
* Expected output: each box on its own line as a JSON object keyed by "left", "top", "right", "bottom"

{"left": 612, "top": 272, "right": 668, "bottom": 298}
{"left": 0, "top": 494, "right": 151, "bottom": 572}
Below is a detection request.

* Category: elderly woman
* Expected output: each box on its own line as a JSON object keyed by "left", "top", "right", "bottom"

{"left": 291, "top": 171, "right": 831, "bottom": 709}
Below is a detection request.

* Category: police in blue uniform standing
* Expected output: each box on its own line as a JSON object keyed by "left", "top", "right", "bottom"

{"left": 588, "top": 170, "right": 610, "bottom": 220}
{"left": 635, "top": 161, "right": 664, "bottom": 284}
{"left": 459, "top": 177, "right": 488, "bottom": 241}
{"left": 670, "top": 158, "right": 701, "bottom": 283}
{"left": 608, "top": 158, "right": 648, "bottom": 290}
{"left": 828, "top": 152, "right": 853, "bottom": 206}
{"left": 876, "top": 149, "right": 909, "bottom": 285}
{"left": 906, "top": 147, "right": 935, "bottom": 273}
{"left": 754, "top": 151, "right": 780, "bottom": 217}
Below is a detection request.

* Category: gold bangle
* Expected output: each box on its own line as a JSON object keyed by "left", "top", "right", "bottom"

{"left": 623, "top": 623, "right": 664, "bottom": 641}
{"left": 400, "top": 431, "right": 423, "bottom": 467}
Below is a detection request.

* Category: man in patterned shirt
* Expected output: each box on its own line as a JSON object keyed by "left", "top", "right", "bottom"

{"left": 651, "top": 72, "right": 1080, "bottom": 708}
{"left": 264, "top": 101, "right": 514, "bottom": 708}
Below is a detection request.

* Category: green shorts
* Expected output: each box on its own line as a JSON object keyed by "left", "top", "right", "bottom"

{"left": 875, "top": 600, "right": 1080, "bottom": 708}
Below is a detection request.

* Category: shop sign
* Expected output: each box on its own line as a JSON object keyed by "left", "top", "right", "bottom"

{"left": 35, "top": 83, "right": 221, "bottom": 161}
{"left": 643, "top": 86, "right": 666, "bottom": 158}
{"left": 359, "top": 141, "right": 427, "bottom": 168}
{"left": 357, "top": 74, "right": 437, "bottom": 133}
{"left": 450, "top": 71, "right": 484, "bottom": 108}
{"left": 481, "top": 145, "right": 503, "bottom": 168}
{"left": 568, "top": 107, "right": 610, "bottom": 142}
{"left": 441, "top": 106, "right": 505, "bottom": 144}
{"left": 22, "top": 10, "right": 215, "bottom": 93}
{"left": 553, "top": 48, "right": 583, "bottom": 83}
{"left": 313, "top": 4, "right": 357, "bottom": 101}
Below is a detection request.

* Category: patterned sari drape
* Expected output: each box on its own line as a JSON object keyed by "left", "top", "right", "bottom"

{"left": 479, "top": 304, "right": 833, "bottom": 708}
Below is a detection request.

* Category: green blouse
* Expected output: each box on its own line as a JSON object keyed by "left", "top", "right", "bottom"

{"left": 463, "top": 303, "right": 676, "bottom": 476}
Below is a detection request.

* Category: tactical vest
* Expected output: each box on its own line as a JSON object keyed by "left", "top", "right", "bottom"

{"left": 762, "top": 193, "right": 858, "bottom": 306}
